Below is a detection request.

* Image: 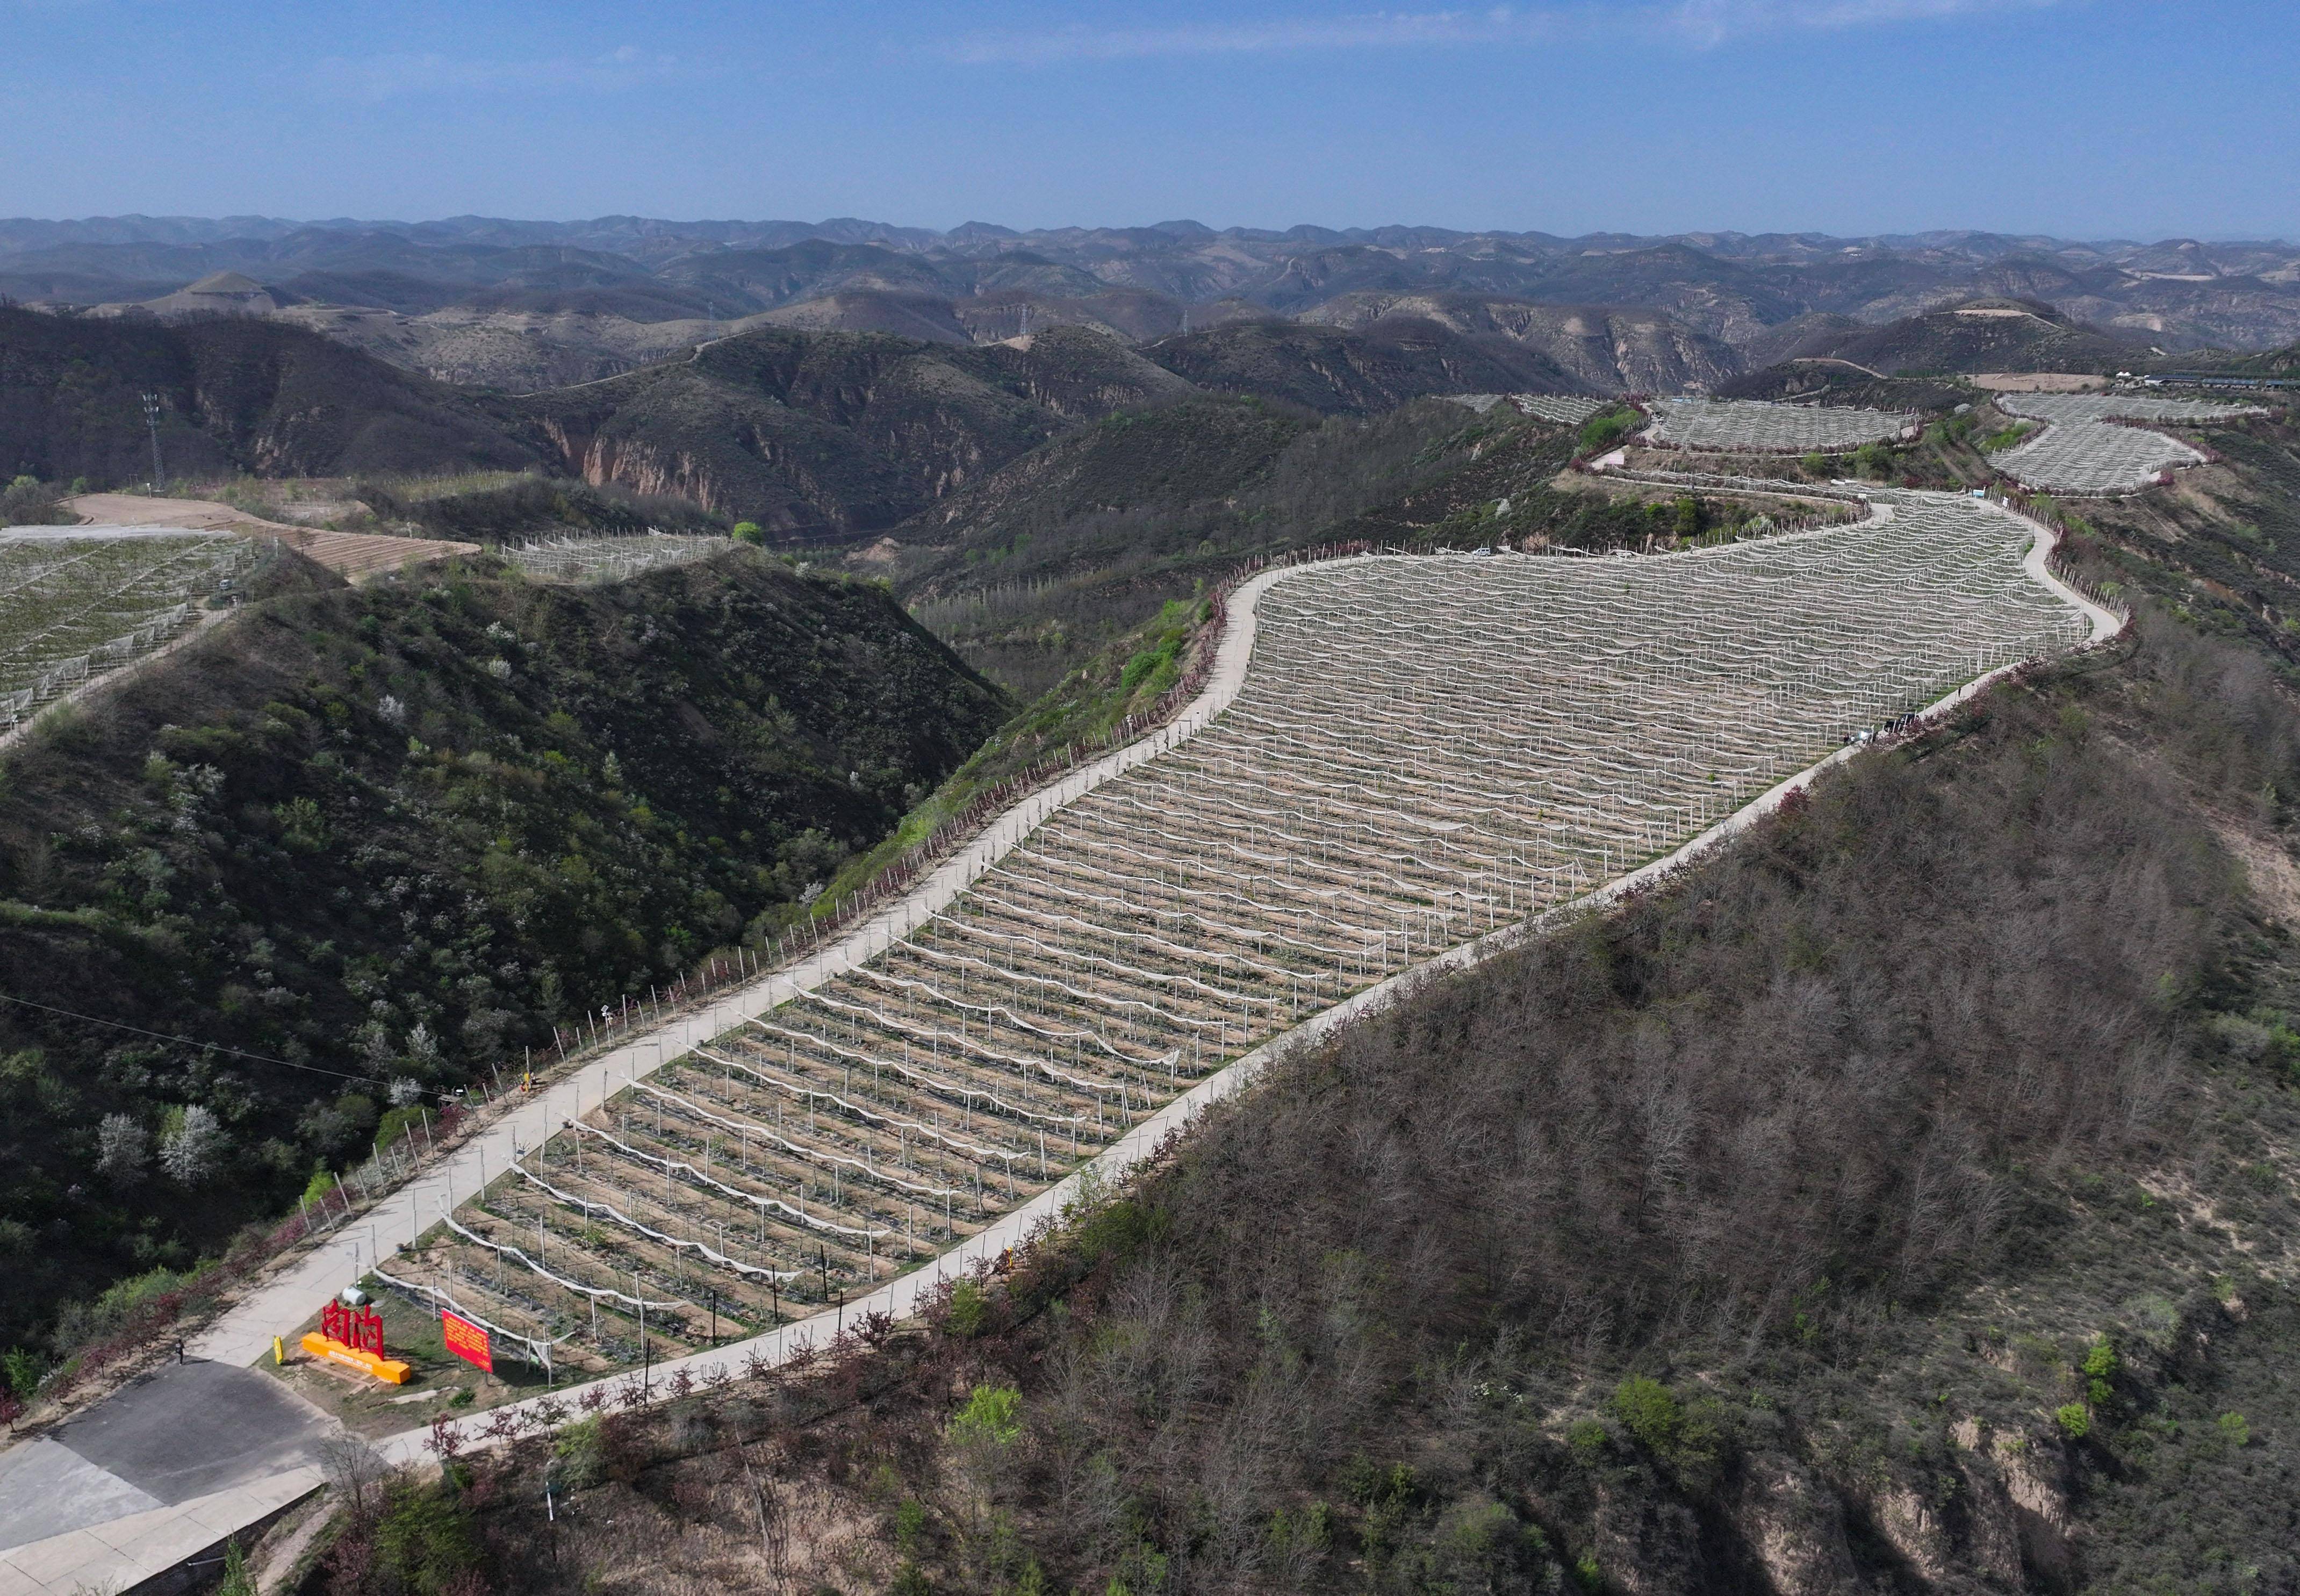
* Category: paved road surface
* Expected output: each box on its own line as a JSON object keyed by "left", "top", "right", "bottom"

{"left": 0, "top": 1359, "right": 333, "bottom": 1551}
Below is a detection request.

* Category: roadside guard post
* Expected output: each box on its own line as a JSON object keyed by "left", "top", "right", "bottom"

{"left": 442, "top": 1307, "right": 493, "bottom": 1374}
{"left": 301, "top": 1296, "right": 412, "bottom": 1384}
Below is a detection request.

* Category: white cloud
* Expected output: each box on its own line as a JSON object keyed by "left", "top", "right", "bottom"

{"left": 947, "top": 8, "right": 1546, "bottom": 64}
{"left": 947, "top": 0, "right": 2061, "bottom": 64}
{"left": 310, "top": 45, "right": 682, "bottom": 103}
{"left": 1662, "top": 0, "right": 2061, "bottom": 46}
{"left": 948, "top": 9, "right": 1548, "bottom": 64}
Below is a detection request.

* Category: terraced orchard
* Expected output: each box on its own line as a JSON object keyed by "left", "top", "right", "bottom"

{"left": 1449, "top": 394, "right": 1610, "bottom": 426}
{"left": 405, "top": 492, "right": 2096, "bottom": 1376}
{"left": 1645, "top": 398, "right": 1915, "bottom": 452}
{"left": 1993, "top": 391, "right": 2266, "bottom": 494}
{"left": 0, "top": 531, "right": 252, "bottom": 729}
{"left": 504, "top": 534, "right": 732, "bottom": 584}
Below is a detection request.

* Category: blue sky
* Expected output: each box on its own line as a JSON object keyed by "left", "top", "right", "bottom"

{"left": 3, "top": 0, "right": 2294, "bottom": 239}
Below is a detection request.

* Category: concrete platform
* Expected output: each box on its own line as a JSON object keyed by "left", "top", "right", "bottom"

{"left": 0, "top": 1360, "right": 333, "bottom": 1564}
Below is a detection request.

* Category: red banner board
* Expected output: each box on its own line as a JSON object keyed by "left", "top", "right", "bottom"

{"left": 441, "top": 1309, "right": 492, "bottom": 1372}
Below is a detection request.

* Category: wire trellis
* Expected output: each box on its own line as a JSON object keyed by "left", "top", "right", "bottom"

{"left": 415, "top": 487, "right": 2100, "bottom": 1374}
{"left": 505, "top": 535, "right": 730, "bottom": 584}
{"left": 0, "top": 534, "right": 252, "bottom": 728}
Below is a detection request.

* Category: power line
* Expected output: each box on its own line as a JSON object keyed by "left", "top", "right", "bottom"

{"left": 0, "top": 990, "right": 402, "bottom": 1092}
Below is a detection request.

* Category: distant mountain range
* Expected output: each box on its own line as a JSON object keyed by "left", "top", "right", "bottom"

{"left": 5, "top": 215, "right": 2298, "bottom": 396}
{"left": 9, "top": 281, "right": 2244, "bottom": 550}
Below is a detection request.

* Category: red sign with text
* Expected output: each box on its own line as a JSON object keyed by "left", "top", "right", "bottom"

{"left": 441, "top": 1309, "right": 492, "bottom": 1372}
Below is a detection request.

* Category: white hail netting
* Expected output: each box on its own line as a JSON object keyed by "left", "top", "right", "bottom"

{"left": 0, "top": 534, "right": 248, "bottom": 723}
{"left": 1446, "top": 394, "right": 1611, "bottom": 425}
{"left": 1646, "top": 399, "right": 1915, "bottom": 452}
{"left": 1992, "top": 392, "right": 2266, "bottom": 494}
{"left": 1511, "top": 396, "right": 1611, "bottom": 425}
{"left": 436, "top": 493, "right": 2091, "bottom": 1367}
{"left": 504, "top": 535, "right": 728, "bottom": 583}
{"left": 1995, "top": 393, "right": 2270, "bottom": 426}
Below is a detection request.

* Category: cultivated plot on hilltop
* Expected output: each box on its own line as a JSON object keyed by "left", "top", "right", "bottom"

{"left": 1449, "top": 394, "right": 1612, "bottom": 426}
{"left": 1997, "top": 393, "right": 2270, "bottom": 426}
{"left": 503, "top": 534, "right": 731, "bottom": 584}
{"left": 0, "top": 532, "right": 251, "bottom": 729}
{"left": 1646, "top": 398, "right": 1915, "bottom": 452}
{"left": 394, "top": 492, "right": 2096, "bottom": 1381}
{"left": 1992, "top": 390, "right": 2267, "bottom": 494}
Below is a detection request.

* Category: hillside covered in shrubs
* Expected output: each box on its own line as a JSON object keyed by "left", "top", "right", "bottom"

{"left": 0, "top": 548, "right": 1006, "bottom": 1350}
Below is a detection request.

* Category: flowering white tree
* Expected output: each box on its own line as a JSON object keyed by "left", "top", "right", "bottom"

{"left": 96, "top": 1114, "right": 149, "bottom": 1185}
{"left": 159, "top": 1104, "right": 225, "bottom": 1185}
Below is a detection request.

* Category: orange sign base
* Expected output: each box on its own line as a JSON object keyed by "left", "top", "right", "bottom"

{"left": 300, "top": 1331, "right": 412, "bottom": 1384}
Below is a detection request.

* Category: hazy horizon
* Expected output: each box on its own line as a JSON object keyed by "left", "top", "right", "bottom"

{"left": 3, "top": 1, "right": 2294, "bottom": 241}
{"left": 1, "top": 213, "right": 2289, "bottom": 250}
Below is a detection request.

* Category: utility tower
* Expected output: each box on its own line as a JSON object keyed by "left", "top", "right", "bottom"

{"left": 140, "top": 391, "right": 163, "bottom": 492}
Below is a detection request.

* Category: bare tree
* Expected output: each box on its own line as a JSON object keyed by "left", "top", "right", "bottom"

{"left": 319, "top": 1435, "right": 390, "bottom": 1522}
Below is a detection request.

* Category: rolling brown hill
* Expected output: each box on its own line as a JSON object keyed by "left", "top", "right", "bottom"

{"left": 0, "top": 304, "right": 545, "bottom": 486}
{"left": 507, "top": 323, "right": 1194, "bottom": 538}
{"left": 1298, "top": 291, "right": 1741, "bottom": 392}
{"left": 1764, "top": 296, "right": 2150, "bottom": 375}
{"left": 1139, "top": 318, "right": 1588, "bottom": 412}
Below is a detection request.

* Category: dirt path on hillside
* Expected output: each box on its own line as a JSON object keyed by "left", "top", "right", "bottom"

{"left": 64, "top": 494, "right": 477, "bottom": 582}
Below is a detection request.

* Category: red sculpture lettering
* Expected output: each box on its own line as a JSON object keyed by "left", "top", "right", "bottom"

{"left": 321, "top": 1299, "right": 386, "bottom": 1356}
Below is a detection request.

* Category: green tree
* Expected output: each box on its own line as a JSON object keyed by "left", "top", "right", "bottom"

{"left": 214, "top": 1540, "right": 255, "bottom": 1596}
{"left": 1612, "top": 1376, "right": 1719, "bottom": 1473}
{"left": 373, "top": 1478, "right": 484, "bottom": 1596}
{"left": 1, "top": 1347, "right": 43, "bottom": 1398}
{"left": 949, "top": 1384, "right": 1023, "bottom": 1446}
{"left": 944, "top": 1277, "right": 989, "bottom": 1338}
{"left": 552, "top": 1414, "right": 606, "bottom": 1488}
{"left": 1577, "top": 406, "right": 1640, "bottom": 454}
{"left": 2081, "top": 1336, "right": 2118, "bottom": 1407}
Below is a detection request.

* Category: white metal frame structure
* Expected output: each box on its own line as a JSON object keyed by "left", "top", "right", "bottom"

{"left": 1647, "top": 399, "right": 1914, "bottom": 452}
{"left": 1992, "top": 391, "right": 2267, "bottom": 494}
{"left": 407, "top": 488, "right": 2095, "bottom": 1375}
{"left": 0, "top": 534, "right": 250, "bottom": 728}
{"left": 505, "top": 535, "right": 730, "bottom": 584}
